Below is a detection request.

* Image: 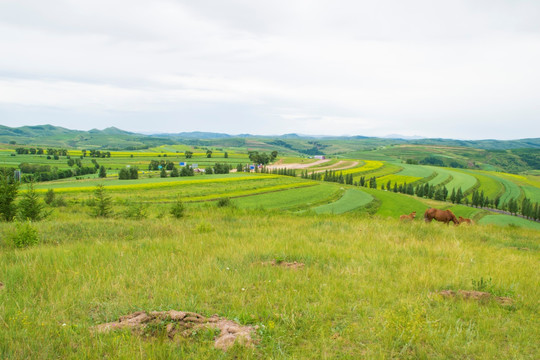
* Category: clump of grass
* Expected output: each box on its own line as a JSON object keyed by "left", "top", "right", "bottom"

{"left": 217, "top": 197, "right": 232, "bottom": 207}
{"left": 170, "top": 198, "right": 185, "bottom": 219}
{"left": 123, "top": 202, "right": 148, "bottom": 220}
{"left": 10, "top": 221, "right": 39, "bottom": 248}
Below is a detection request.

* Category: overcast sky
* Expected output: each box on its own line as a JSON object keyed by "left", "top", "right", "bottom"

{"left": 1, "top": 0, "right": 539, "bottom": 139}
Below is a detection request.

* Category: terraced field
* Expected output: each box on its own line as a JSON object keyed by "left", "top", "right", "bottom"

{"left": 464, "top": 170, "right": 505, "bottom": 200}
{"left": 442, "top": 169, "right": 478, "bottom": 194}
{"left": 311, "top": 188, "right": 373, "bottom": 214}
{"left": 361, "top": 188, "right": 430, "bottom": 218}
{"left": 352, "top": 162, "right": 402, "bottom": 181}
{"left": 426, "top": 167, "right": 453, "bottom": 186}
{"left": 521, "top": 185, "right": 540, "bottom": 203}
{"left": 231, "top": 183, "right": 341, "bottom": 211}
{"left": 489, "top": 174, "right": 523, "bottom": 204}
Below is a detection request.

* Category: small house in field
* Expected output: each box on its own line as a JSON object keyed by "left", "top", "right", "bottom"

{"left": 314, "top": 155, "right": 326, "bottom": 160}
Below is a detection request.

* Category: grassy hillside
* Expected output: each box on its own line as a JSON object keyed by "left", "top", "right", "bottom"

{"left": 1, "top": 207, "right": 538, "bottom": 359}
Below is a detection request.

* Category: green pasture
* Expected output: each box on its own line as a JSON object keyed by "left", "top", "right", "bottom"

{"left": 2, "top": 208, "right": 538, "bottom": 358}
{"left": 479, "top": 214, "right": 540, "bottom": 230}
{"left": 311, "top": 188, "right": 373, "bottom": 214}
{"left": 446, "top": 205, "right": 485, "bottom": 220}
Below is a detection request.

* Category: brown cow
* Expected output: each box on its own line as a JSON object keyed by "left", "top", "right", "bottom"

{"left": 458, "top": 216, "right": 474, "bottom": 225}
{"left": 400, "top": 211, "right": 416, "bottom": 222}
{"left": 424, "top": 208, "right": 459, "bottom": 225}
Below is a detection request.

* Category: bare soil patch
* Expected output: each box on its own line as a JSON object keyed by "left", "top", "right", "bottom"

{"left": 262, "top": 260, "right": 305, "bottom": 269}
{"left": 438, "top": 290, "right": 513, "bottom": 306}
{"left": 0, "top": 282, "right": 4, "bottom": 290}
{"left": 94, "top": 310, "right": 258, "bottom": 351}
{"left": 312, "top": 160, "right": 360, "bottom": 173}
{"left": 267, "top": 159, "right": 330, "bottom": 170}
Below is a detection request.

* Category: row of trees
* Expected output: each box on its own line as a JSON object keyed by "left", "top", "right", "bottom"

{"left": 15, "top": 147, "right": 68, "bottom": 156}
{"left": 261, "top": 167, "right": 297, "bottom": 177}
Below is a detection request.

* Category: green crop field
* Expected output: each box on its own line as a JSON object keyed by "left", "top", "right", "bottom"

{"left": 426, "top": 167, "right": 453, "bottom": 186}
{"left": 352, "top": 162, "right": 402, "bottom": 181}
{"left": 488, "top": 174, "right": 523, "bottom": 204}
{"left": 464, "top": 170, "right": 505, "bottom": 200}
{"left": 231, "top": 183, "right": 341, "bottom": 211}
{"left": 311, "top": 188, "right": 373, "bottom": 214}
{"left": 361, "top": 188, "right": 430, "bottom": 218}
{"left": 441, "top": 169, "right": 478, "bottom": 194}
{"left": 522, "top": 185, "right": 540, "bottom": 202}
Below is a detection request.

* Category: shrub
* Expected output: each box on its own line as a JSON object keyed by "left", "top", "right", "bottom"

{"left": 10, "top": 221, "right": 39, "bottom": 248}
{"left": 217, "top": 197, "right": 232, "bottom": 208}
{"left": 170, "top": 198, "right": 185, "bottom": 219}
{"left": 53, "top": 197, "right": 67, "bottom": 207}
{"left": 123, "top": 202, "right": 148, "bottom": 220}
{"left": 44, "top": 189, "right": 55, "bottom": 205}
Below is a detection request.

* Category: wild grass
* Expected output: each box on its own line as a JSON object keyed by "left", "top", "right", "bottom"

{"left": 0, "top": 208, "right": 538, "bottom": 359}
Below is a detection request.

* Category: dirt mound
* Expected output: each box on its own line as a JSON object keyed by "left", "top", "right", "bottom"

{"left": 263, "top": 260, "right": 305, "bottom": 269}
{"left": 438, "top": 290, "right": 513, "bottom": 306}
{"left": 94, "top": 310, "right": 258, "bottom": 351}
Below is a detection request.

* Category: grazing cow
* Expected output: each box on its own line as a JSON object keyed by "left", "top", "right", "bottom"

{"left": 399, "top": 211, "right": 416, "bottom": 222}
{"left": 424, "top": 208, "right": 459, "bottom": 225}
{"left": 458, "top": 216, "right": 474, "bottom": 225}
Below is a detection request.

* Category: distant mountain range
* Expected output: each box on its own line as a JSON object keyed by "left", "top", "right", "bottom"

{"left": 0, "top": 124, "right": 539, "bottom": 151}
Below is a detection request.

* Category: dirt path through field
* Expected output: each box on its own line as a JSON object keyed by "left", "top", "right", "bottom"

{"left": 267, "top": 159, "right": 330, "bottom": 169}
{"left": 311, "top": 161, "right": 360, "bottom": 173}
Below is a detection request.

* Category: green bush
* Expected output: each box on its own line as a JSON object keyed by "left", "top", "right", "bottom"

{"left": 217, "top": 197, "right": 232, "bottom": 207}
{"left": 170, "top": 199, "right": 185, "bottom": 219}
{"left": 10, "top": 221, "right": 39, "bottom": 248}
{"left": 123, "top": 202, "right": 148, "bottom": 220}
{"left": 44, "top": 189, "right": 55, "bottom": 205}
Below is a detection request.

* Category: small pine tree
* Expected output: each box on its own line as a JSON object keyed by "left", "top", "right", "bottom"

{"left": 170, "top": 166, "right": 179, "bottom": 177}
{"left": 456, "top": 187, "right": 463, "bottom": 204}
{"left": 18, "top": 181, "right": 47, "bottom": 221}
{"left": 92, "top": 184, "right": 112, "bottom": 218}
{"left": 0, "top": 173, "right": 19, "bottom": 222}
{"left": 160, "top": 167, "right": 167, "bottom": 178}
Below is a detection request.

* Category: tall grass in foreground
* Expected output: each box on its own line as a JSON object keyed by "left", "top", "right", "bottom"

{"left": 0, "top": 207, "right": 538, "bottom": 359}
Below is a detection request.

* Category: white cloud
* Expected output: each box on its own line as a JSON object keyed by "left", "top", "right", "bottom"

{"left": 0, "top": 0, "right": 539, "bottom": 139}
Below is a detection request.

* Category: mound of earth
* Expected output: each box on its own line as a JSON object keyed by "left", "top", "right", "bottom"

{"left": 95, "top": 310, "right": 258, "bottom": 351}
{"left": 438, "top": 290, "right": 513, "bottom": 306}
{"left": 263, "top": 260, "right": 305, "bottom": 269}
